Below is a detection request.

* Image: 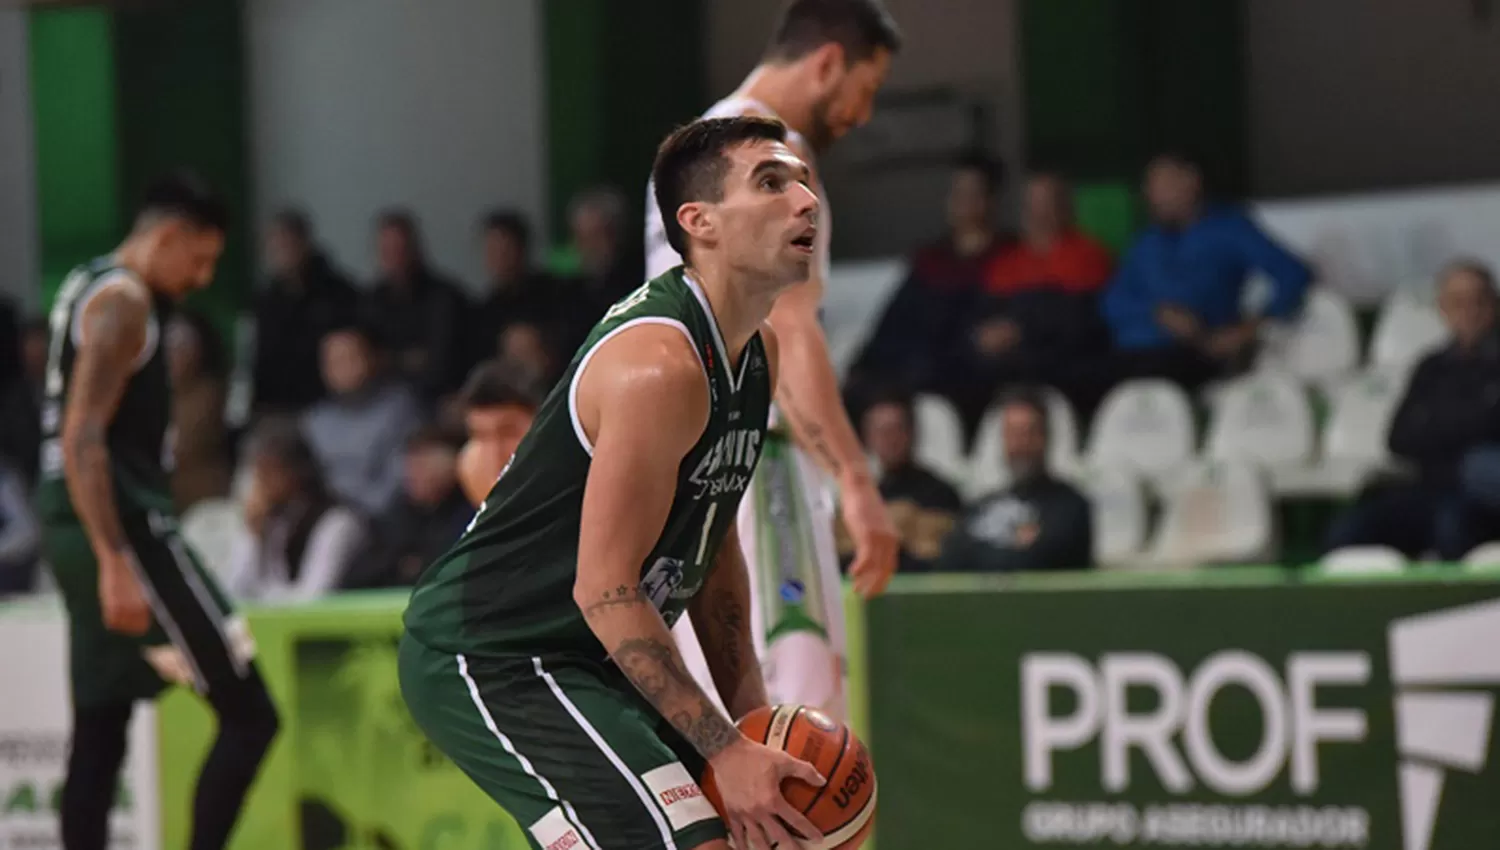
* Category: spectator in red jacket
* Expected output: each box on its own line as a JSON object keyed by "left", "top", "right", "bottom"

{"left": 948, "top": 172, "right": 1114, "bottom": 431}
{"left": 847, "top": 153, "right": 1009, "bottom": 416}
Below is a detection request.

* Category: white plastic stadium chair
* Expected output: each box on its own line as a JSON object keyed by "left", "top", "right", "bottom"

{"left": 965, "top": 388, "right": 1081, "bottom": 501}
{"left": 1256, "top": 287, "right": 1360, "bottom": 384}
{"left": 1204, "top": 372, "right": 1317, "bottom": 471}
{"left": 180, "top": 498, "right": 247, "bottom": 584}
{"left": 1078, "top": 466, "right": 1150, "bottom": 568}
{"left": 1086, "top": 380, "right": 1197, "bottom": 482}
{"left": 1369, "top": 296, "right": 1448, "bottom": 369}
{"left": 1290, "top": 366, "right": 1412, "bottom": 497}
{"left": 1319, "top": 546, "right": 1406, "bottom": 574}
{"left": 911, "top": 393, "right": 968, "bottom": 489}
{"left": 1462, "top": 542, "right": 1500, "bottom": 571}
{"left": 1149, "top": 462, "right": 1273, "bottom": 567}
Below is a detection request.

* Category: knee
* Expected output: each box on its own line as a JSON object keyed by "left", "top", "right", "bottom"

{"left": 215, "top": 678, "right": 281, "bottom": 750}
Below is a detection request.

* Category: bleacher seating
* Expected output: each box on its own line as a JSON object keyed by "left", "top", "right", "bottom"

{"left": 1149, "top": 462, "right": 1274, "bottom": 566}
{"left": 1319, "top": 545, "right": 1406, "bottom": 574}
{"left": 180, "top": 498, "right": 245, "bottom": 583}
{"left": 1080, "top": 466, "right": 1149, "bottom": 567}
{"left": 912, "top": 393, "right": 968, "bottom": 489}
{"left": 1369, "top": 295, "right": 1448, "bottom": 368}
{"left": 1256, "top": 287, "right": 1361, "bottom": 386}
{"left": 1086, "top": 380, "right": 1197, "bottom": 484}
{"left": 1204, "top": 372, "right": 1317, "bottom": 474}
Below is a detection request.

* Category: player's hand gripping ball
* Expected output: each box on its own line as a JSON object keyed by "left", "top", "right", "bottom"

{"left": 702, "top": 705, "right": 877, "bottom": 849}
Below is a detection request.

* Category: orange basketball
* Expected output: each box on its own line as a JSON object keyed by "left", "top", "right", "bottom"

{"left": 701, "top": 705, "right": 877, "bottom": 849}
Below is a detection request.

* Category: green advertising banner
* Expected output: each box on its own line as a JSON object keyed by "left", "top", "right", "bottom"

{"left": 155, "top": 589, "right": 874, "bottom": 850}
{"left": 157, "top": 595, "right": 530, "bottom": 850}
{"left": 867, "top": 569, "right": 1500, "bottom": 850}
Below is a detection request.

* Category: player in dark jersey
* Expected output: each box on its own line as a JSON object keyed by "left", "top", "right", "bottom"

{"left": 400, "top": 117, "right": 825, "bottom": 850}
{"left": 36, "top": 174, "right": 278, "bottom": 850}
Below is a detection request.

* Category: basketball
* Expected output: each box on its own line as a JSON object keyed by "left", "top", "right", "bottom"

{"left": 701, "top": 705, "right": 877, "bottom": 849}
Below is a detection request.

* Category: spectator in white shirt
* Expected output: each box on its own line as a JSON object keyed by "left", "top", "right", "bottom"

{"left": 228, "top": 418, "right": 364, "bottom": 603}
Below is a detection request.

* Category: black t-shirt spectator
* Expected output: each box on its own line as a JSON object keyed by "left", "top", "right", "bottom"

{"left": 360, "top": 270, "right": 472, "bottom": 402}
{"left": 252, "top": 252, "right": 359, "bottom": 414}
{"left": 937, "top": 475, "right": 1092, "bottom": 572}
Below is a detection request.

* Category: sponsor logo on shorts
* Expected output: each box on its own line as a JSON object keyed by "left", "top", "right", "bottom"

{"left": 529, "top": 806, "right": 588, "bottom": 850}
{"left": 643, "top": 762, "right": 718, "bottom": 831}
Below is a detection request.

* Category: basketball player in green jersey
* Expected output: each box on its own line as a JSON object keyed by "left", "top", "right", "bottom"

{"left": 401, "top": 118, "right": 826, "bottom": 850}
{"left": 645, "top": 0, "right": 903, "bottom": 722}
{"left": 37, "top": 174, "right": 279, "bottom": 850}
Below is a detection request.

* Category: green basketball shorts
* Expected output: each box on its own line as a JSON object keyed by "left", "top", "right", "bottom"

{"left": 398, "top": 634, "right": 728, "bottom": 850}
{"left": 42, "top": 509, "right": 255, "bottom": 708}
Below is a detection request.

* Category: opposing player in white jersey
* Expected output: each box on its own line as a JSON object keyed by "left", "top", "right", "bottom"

{"left": 646, "top": 0, "right": 902, "bottom": 720}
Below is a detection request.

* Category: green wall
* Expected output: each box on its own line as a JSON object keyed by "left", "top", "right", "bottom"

{"left": 1020, "top": 0, "right": 1248, "bottom": 243}
{"left": 27, "top": 0, "right": 249, "bottom": 345}
{"left": 543, "top": 0, "right": 705, "bottom": 246}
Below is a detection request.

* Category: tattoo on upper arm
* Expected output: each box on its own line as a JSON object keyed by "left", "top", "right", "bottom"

{"left": 612, "top": 636, "right": 740, "bottom": 758}
{"left": 62, "top": 293, "right": 144, "bottom": 554}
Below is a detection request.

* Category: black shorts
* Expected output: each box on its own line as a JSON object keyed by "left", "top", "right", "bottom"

{"left": 43, "top": 509, "right": 255, "bottom": 708}
{"left": 398, "top": 634, "right": 728, "bottom": 850}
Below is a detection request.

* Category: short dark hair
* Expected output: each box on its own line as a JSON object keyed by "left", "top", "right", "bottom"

{"left": 1148, "top": 149, "right": 1202, "bottom": 173}
{"left": 1441, "top": 259, "right": 1499, "bottom": 297}
{"left": 955, "top": 151, "right": 1004, "bottom": 195}
{"left": 652, "top": 117, "right": 789, "bottom": 261}
{"left": 862, "top": 387, "right": 915, "bottom": 426}
{"left": 323, "top": 321, "right": 384, "bottom": 354}
{"left": 461, "top": 360, "right": 542, "bottom": 411}
{"left": 481, "top": 209, "right": 531, "bottom": 249}
{"left": 248, "top": 415, "right": 321, "bottom": 484}
{"left": 136, "top": 170, "right": 228, "bottom": 233}
{"left": 766, "top": 0, "right": 902, "bottom": 64}
{"left": 406, "top": 423, "right": 463, "bottom": 453}
{"left": 272, "top": 209, "right": 311, "bottom": 243}
{"left": 999, "top": 386, "right": 1050, "bottom": 430}
{"left": 376, "top": 208, "right": 422, "bottom": 243}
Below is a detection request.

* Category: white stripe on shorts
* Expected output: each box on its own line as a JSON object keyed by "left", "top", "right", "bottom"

{"left": 533, "top": 656, "right": 678, "bottom": 850}
{"left": 455, "top": 654, "right": 601, "bottom": 850}
{"left": 122, "top": 550, "right": 208, "bottom": 692}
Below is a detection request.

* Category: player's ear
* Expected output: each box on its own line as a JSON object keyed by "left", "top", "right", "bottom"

{"left": 676, "top": 202, "right": 714, "bottom": 247}
{"left": 810, "top": 42, "right": 846, "bottom": 87}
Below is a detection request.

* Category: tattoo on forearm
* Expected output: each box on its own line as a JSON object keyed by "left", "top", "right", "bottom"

{"left": 702, "top": 587, "right": 746, "bottom": 684}
{"left": 66, "top": 420, "right": 128, "bottom": 552}
{"left": 612, "top": 636, "right": 740, "bottom": 757}
{"left": 776, "top": 385, "right": 843, "bottom": 475}
{"left": 580, "top": 584, "right": 649, "bottom": 618}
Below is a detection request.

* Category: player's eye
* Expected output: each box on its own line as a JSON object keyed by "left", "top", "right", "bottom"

{"left": 760, "top": 174, "right": 782, "bottom": 191}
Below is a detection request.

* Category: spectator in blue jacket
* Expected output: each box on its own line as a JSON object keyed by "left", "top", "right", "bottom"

{"left": 1102, "top": 153, "right": 1312, "bottom": 391}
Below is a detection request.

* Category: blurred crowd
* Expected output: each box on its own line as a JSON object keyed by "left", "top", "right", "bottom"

{"left": 3, "top": 151, "right": 1499, "bottom": 601}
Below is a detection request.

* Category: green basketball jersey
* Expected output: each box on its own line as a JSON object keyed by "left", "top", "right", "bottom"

{"left": 403, "top": 267, "right": 773, "bottom": 659}
{"left": 35, "top": 258, "right": 177, "bottom": 523}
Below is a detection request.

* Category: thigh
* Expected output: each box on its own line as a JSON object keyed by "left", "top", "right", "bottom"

{"left": 125, "top": 510, "right": 256, "bottom": 698}
{"left": 42, "top": 522, "right": 167, "bottom": 708}
{"left": 399, "top": 639, "right": 726, "bottom": 850}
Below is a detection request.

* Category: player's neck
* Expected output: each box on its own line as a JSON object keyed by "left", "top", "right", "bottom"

{"left": 736, "top": 65, "right": 815, "bottom": 139}
{"left": 682, "top": 265, "right": 774, "bottom": 361}
{"left": 113, "top": 239, "right": 163, "bottom": 296}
